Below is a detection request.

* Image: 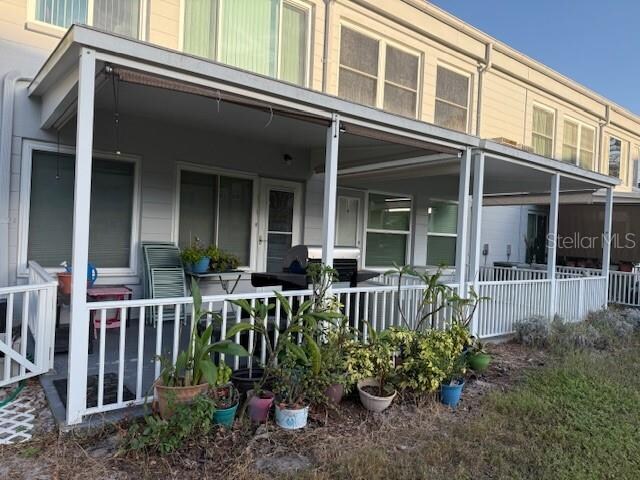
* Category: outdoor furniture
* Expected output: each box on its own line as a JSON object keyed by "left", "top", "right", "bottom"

{"left": 87, "top": 286, "right": 133, "bottom": 339}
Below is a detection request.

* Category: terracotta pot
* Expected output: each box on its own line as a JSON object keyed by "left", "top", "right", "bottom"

{"left": 324, "top": 383, "right": 344, "bottom": 404}
{"left": 57, "top": 272, "right": 72, "bottom": 295}
{"left": 155, "top": 381, "right": 209, "bottom": 419}
{"left": 247, "top": 389, "right": 274, "bottom": 423}
{"left": 357, "top": 378, "right": 396, "bottom": 413}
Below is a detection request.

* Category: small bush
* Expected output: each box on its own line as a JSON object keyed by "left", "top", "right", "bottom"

{"left": 549, "top": 320, "right": 607, "bottom": 352}
{"left": 514, "top": 316, "right": 551, "bottom": 348}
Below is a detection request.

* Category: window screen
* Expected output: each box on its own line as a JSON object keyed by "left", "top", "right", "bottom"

{"left": 183, "top": 0, "right": 218, "bottom": 59}
{"left": 532, "top": 106, "right": 555, "bottom": 157}
{"left": 609, "top": 137, "right": 622, "bottom": 178}
{"left": 280, "top": 3, "right": 308, "bottom": 85}
{"left": 339, "top": 27, "right": 379, "bottom": 107}
{"left": 434, "top": 66, "right": 469, "bottom": 132}
{"left": 93, "top": 0, "right": 140, "bottom": 38}
{"left": 383, "top": 46, "right": 419, "bottom": 117}
{"left": 28, "top": 151, "right": 135, "bottom": 268}
{"left": 562, "top": 120, "right": 578, "bottom": 163}
{"left": 579, "top": 127, "right": 595, "bottom": 170}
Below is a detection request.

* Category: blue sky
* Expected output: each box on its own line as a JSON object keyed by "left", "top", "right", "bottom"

{"left": 429, "top": 0, "right": 640, "bottom": 115}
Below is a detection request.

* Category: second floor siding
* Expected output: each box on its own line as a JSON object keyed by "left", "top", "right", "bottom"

{"left": 2, "top": 0, "right": 640, "bottom": 189}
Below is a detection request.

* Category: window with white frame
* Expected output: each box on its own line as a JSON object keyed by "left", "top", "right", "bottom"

{"left": 434, "top": 66, "right": 470, "bottom": 133}
{"left": 182, "top": 0, "right": 310, "bottom": 86}
{"left": 178, "top": 169, "right": 253, "bottom": 266}
{"left": 531, "top": 105, "right": 555, "bottom": 157}
{"left": 338, "top": 26, "right": 420, "bottom": 118}
{"left": 608, "top": 136, "right": 623, "bottom": 179}
{"left": 634, "top": 145, "right": 640, "bottom": 188}
{"left": 34, "top": 0, "right": 143, "bottom": 38}
{"left": 365, "top": 194, "right": 411, "bottom": 267}
{"left": 426, "top": 203, "right": 457, "bottom": 266}
{"left": 27, "top": 150, "right": 136, "bottom": 269}
{"left": 561, "top": 119, "right": 595, "bottom": 170}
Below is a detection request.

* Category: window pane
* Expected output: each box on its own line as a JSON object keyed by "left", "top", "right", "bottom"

{"left": 218, "top": 176, "right": 252, "bottom": 265}
{"left": 339, "top": 27, "right": 379, "bottom": 76}
{"left": 434, "top": 100, "right": 467, "bottom": 132}
{"left": 609, "top": 137, "right": 622, "bottom": 178}
{"left": 562, "top": 146, "right": 578, "bottom": 164}
{"left": 532, "top": 107, "right": 554, "bottom": 137}
{"left": 179, "top": 171, "right": 217, "bottom": 248}
{"left": 268, "top": 190, "right": 294, "bottom": 232}
{"left": 532, "top": 133, "right": 553, "bottom": 157}
{"left": 366, "top": 233, "right": 406, "bottom": 266}
{"left": 383, "top": 83, "right": 416, "bottom": 117}
{"left": 280, "top": 3, "right": 307, "bottom": 85}
{"left": 581, "top": 126, "right": 594, "bottom": 151}
{"left": 220, "top": 0, "right": 279, "bottom": 76}
{"left": 427, "top": 236, "right": 456, "bottom": 266}
{"left": 435, "top": 66, "right": 468, "bottom": 107}
{"left": 367, "top": 194, "right": 411, "bottom": 231}
{"left": 94, "top": 0, "right": 140, "bottom": 38}
{"left": 183, "top": 0, "right": 217, "bottom": 58}
{"left": 579, "top": 150, "right": 593, "bottom": 170}
{"left": 385, "top": 46, "right": 418, "bottom": 90}
{"left": 36, "top": 0, "right": 87, "bottom": 28}
{"left": 267, "top": 233, "right": 292, "bottom": 272}
{"left": 563, "top": 121, "right": 578, "bottom": 147}
{"left": 428, "top": 203, "right": 458, "bottom": 234}
{"left": 338, "top": 67, "right": 377, "bottom": 106}
{"left": 28, "top": 151, "right": 134, "bottom": 268}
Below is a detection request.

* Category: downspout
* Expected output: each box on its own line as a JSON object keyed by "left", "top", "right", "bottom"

{"left": 321, "top": 0, "right": 332, "bottom": 93}
{"left": 475, "top": 42, "right": 493, "bottom": 137}
{"left": 0, "top": 72, "right": 24, "bottom": 287}
{"left": 598, "top": 105, "right": 611, "bottom": 174}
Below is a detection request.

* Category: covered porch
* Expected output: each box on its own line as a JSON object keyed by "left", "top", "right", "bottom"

{"left": 7, "top": 26, "right": 619, "bottom": 425}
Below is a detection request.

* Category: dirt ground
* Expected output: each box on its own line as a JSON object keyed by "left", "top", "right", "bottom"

{"left": 0, "top": 341, "right": 548, "bottom": 480}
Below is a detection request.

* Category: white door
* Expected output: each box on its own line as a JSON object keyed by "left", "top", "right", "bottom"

{"left": 258, "top": 180, "right": 303, "bottom": 272}
{"left": 336, "top": 195, "right": 361, "bottom": 247}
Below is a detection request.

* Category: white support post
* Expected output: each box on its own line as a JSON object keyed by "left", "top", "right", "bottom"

{"left": 469, "top": 152, "right": 485, "bottom": 336}
{"left": 66, "top": 48, "right": 96, "bottom": 425}
{"left": 547, "top": 174, "right": 560, "bottom": 317}
{"left": 455, "top": 148, "right": 471, "bottom": 295}
{"left": 321, "top": 113, "right": 340, "bottom": 267}
{"left": 602, "top": 187, "right": 614, "bottom": 307}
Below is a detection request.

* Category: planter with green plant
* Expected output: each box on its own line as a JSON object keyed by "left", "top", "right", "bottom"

{"left": 210, "top": 360, "right": 240, "bottom": 427}
{"left": 180, "top": 239, "right": 210, "bottom": 273}
{"left": 154, "top": 279, "right": 249, "bottom": 419}
{"left": 438, "top": 352, "right": 468, "bottom": 408}
{"left": 466, "top": 339, "right": 491, "bottom": 372}
{"left": 208, "top": 246, "right": 240, "bottom": 272}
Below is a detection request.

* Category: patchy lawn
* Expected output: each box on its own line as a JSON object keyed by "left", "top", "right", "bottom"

{"left": 1, "top": 332, "right": 639, "bottom": 479}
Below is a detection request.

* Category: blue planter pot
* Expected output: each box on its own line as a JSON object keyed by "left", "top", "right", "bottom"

{"left": 192, "top": 256, "right": 210, "bottom": 273}
{"left": 440, "top": 381, "right": 465, "bottom": 408}
{"left": 213, "top": 402, "right": 238, "bottom": 428}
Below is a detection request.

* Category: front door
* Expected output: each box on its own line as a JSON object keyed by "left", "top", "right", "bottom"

{"left": 258, "top": 180, "right": 302, "bottom": 272}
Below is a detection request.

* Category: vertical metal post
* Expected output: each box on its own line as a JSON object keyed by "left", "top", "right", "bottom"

{"left": 66, "top": 48, "right": 96, "bottom": 425}
{"left": 455, "top": 148, "right": 472, "bottom": 295}
{"left": 602, "top": 187, "right": 614, "bottom": 307}
{"left": 321, "top": 113, "right": 340, "bottom": 267}
{"left": 469, "top": 152, "right": 485, "bottom": 336}
{"left": 547, "top": 174, "right": 560, "bottom": 317}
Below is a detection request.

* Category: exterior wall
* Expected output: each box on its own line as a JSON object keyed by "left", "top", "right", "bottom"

{"left": 480, "top": 206, "right": 530, "bottom": 266}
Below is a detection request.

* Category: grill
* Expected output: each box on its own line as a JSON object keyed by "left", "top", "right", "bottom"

{"left": 251, "top": 245, "right": 380, "bottom": 290}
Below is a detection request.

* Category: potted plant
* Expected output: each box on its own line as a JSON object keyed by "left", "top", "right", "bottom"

{"left": 439, "top": 353, "right": 467, "bottom": 408}
{"left": 181, "top": 238, "right": 210, "bottom": 273}
{"left": 354, "top": 326, "right": 397, "bottom": 413}
{"left": 272, "top": 361, "right": 311, "bottom": 430}
{"left": 210, "top": 361, "right": 240, "bottom": 427}
{"left": 154, "top": 279, "right": 249, "bottom": 419}
{"left": 466, "top": 339, "right": 491, "bottom": 372}
{"left": 208, "top": 246, "right": 240, "bottom": 272}
{"left": 247, "top": 388, "right": 275, "bottom": 423}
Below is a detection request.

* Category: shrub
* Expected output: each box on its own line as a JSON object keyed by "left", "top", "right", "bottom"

{"left": 514, "top": 316, "right": 551, "bottom": 348}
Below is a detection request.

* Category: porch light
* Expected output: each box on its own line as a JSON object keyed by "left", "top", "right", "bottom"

{"left": 427, "top": 207, "right": 433, "bottom": 215}
{"left": 387, "top": 207, "right": 411, "bottom": 212}
{"left": 384, "top": 197, "right": 411, "bottom": 202}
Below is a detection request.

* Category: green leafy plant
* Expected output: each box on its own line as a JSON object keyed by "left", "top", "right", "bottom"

{"left": 207, "top": 246, "right": 240, "bottom": 272}
{"left": 157, "top": 279, "right": 249, "bottom": 387}
{"left": 180, "top": 237, "right": 208, "bottom": 265}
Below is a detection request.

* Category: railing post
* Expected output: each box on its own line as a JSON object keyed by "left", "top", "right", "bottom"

{"left": 321, "top": 113, "right": 340, "bottom": 268}
{"left": 455, "top": 148, "right": 471, "bottom": 295}
{"left": 469, "top": 151, "right": 484, "bottom": 336}
{"left": 547, "top": 174, "right": 560, "bottom": 317}
{"left": 578, "top": 277, "right": 585, "bottom": 320}
{"left": 66, "top": 48, "right": 96, "bottom": 425}
{"left": 602, "top": 187, "right": 613, "bottom": 308}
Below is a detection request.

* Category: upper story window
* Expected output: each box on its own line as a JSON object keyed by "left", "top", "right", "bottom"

{"left": 531, "top": 105, "right": 555, "bottom": 157}
{"left": 434, "top": 66, "right": 470, "bottom": 133}
{"left": 608, "top": 136, "right": 622, "bottom": 179}
{"left": 561, "top": 119, "right": 595, "bottom": 170}
{"left": 34, "top": 0, "right": 142, "bottom": 38}
{"left": 338, "top": 26, "right": 420, "bottom": 118}
{"left": 182, "top": 0, "right": 310, "bottom": 86}
{"left": 633, "top": 145, "right": 640, "bottom": 188}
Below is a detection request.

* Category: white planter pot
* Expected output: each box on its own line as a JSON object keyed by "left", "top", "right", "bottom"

{"left": 357, "top": 378, "right": 397, "bottom": 413}
{"left": 275, "top": 404, "right": 309, "bottom": 430}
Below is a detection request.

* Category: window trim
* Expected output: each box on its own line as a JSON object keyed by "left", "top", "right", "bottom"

{"left": 337, "top": 21, "right": 422, "bottom": 118}
{"left": 172, "top": 161, "right": 260, "bottom": 271}
{"left": 531, "top": 102, "right": 556, "bottom": 158}
{"left": 362, "top": 190, "right": 414, "bottom": 270}
{"left": 426, "top": 200, "right": 458, "bottom": 267}
{"left": 18, "top": 140, "right": 141, "bottom": 279}
{"left": 178, "top": 0, "right": 313, "bottom": 87}
{"left": 433, "top": 62, "right": 472, "bottom": 133}
{"left": 561, "top": 116, "right": 595, "bottom": 168}
{"left": 27, "top": 0, "right": 148, "bottom": 40}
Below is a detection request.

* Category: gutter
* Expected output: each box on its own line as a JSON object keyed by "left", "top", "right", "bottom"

{"left": 475, "top": 42, "right": 492, "bottom": 137}
{"left": 0, "top": 72, "right": 27, "bottom": 287}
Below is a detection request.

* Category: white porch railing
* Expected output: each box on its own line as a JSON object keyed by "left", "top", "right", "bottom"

{"left": 478, "top": 266, "right": 547, "bottom": 282}
{"left": 0, "top": 261, "right": 57, "bottom": 387}
{"left": 608, "top": 270, "right": 640, "bottom": 306}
